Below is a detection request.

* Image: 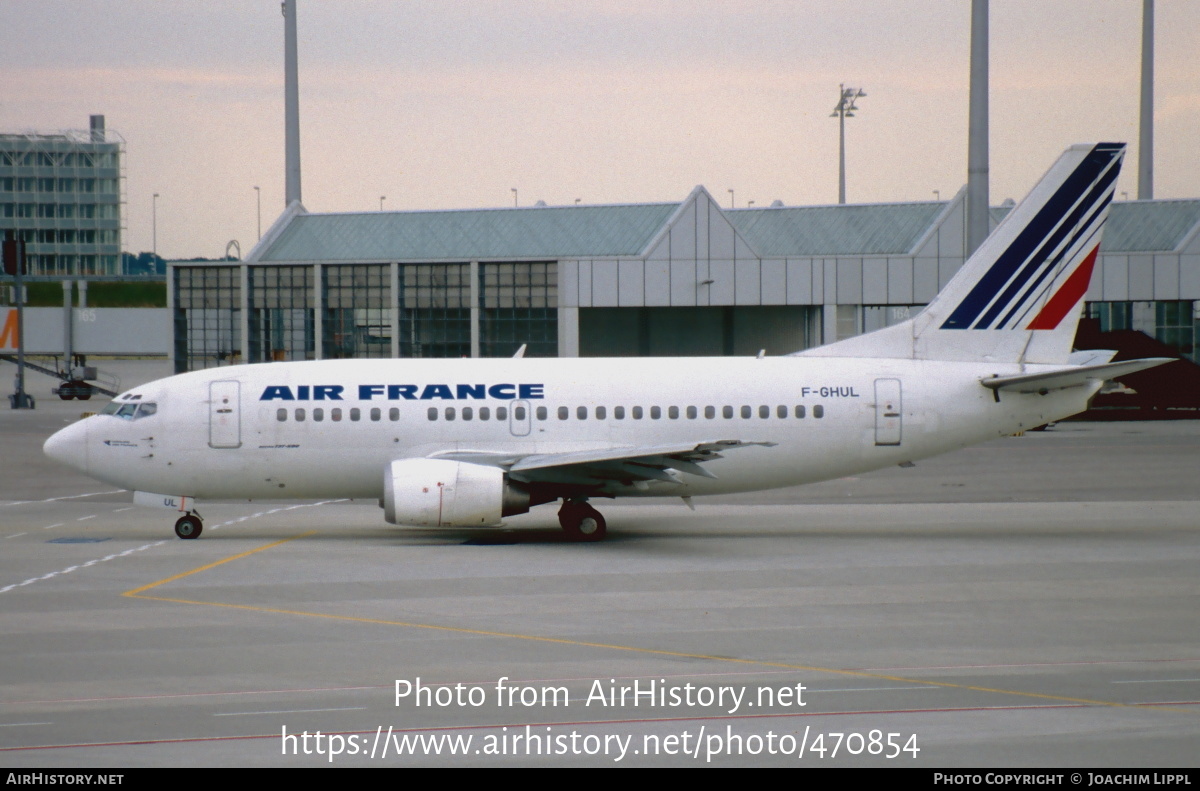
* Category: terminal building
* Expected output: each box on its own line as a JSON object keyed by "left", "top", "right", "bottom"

{"left": 169, "top": 186, "right": 1200, "bottom": 374}
{"left": 0, "top": 116, "right": 124, "bottom": 277}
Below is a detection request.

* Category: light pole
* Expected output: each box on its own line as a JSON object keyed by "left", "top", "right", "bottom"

{"left": 727, "top": 189, "right": 735, "bottom": 209}
{"left": 511, "top": 188, "right": 518, "bottom": 207}
{"left": 254, "top": 186, "right": 261, "bottom": 240}
{"left": 831, "top": 84, "right": 866, "bottom": 204}
{"left": 152, "top": 193, "right": 159, "bottom": 259}
{"left": 380, "top": 195, "right": 385, "bottom": 211}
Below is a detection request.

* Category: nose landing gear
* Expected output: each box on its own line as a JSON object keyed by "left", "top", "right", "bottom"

{"left": 558, "top": 499, "right": 607, "bottom": 542}
{"left": 174, "top": 512, "right": 203, "bottom": 540}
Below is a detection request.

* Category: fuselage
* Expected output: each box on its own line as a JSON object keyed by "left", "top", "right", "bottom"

{"left": 44, "top": 355, "right": 1097, "bottom": 503}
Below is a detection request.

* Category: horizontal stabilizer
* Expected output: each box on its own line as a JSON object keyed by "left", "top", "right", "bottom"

{"left": 980, "top": 358, "right": 1175, "bottom": 394}
{"left": 1067, "top": 349, "right": 1117, "bottom": 366}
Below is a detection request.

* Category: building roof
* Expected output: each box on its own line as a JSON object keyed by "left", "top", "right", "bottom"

{"left": 258, "top": 203, "right": 679, "bottom": 263}
{"left": 986, "top": 200, "right": 1200, "bottom": 254}
{"left": 247, "top": 191, "right": 1200, "bottom": 265}
{"left": 1102, "top": 200, "right": 1200, "bottom": 253}
{"left": 727, "top": 202, "right": 946, "bottom": 256}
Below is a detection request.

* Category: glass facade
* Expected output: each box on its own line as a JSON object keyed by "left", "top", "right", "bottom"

{"left": 324, "top": 264, "right": 390, "bottom": 358}
{"left": 1087, "top": 301, "right": 1133, "bottom": 332}
{"left": 480, "top": 261, "right": 557, "bottom": 357}
{"left": 174, "top": 260, "right": 560, "bottom": 366}
{"left": 173, "top": 265, "right": 241, "bottom": 373}
{"left": 1087, "top": 300, "right": 1199, "bottom": 362}
{"left": 248, "top": 266, "right": 314, "bottom": 363}
{"left": 1156, "top": 300, "right": 1198, "bottom": 362}
{"left": 0, "top": 124, "right": 123, "bottom": 276}
{"left": 399, "top": 264, "right": 471, "bottom": 358}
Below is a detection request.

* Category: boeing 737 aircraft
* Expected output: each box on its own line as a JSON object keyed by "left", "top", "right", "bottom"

{"left": 43, "top": 143, "right": 1171, "bottom": 541}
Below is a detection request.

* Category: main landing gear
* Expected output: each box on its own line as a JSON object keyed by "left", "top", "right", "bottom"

{"left": 558, "top": 499, "right": 607, "bottom": 542}
{"left": 174, "top": 512, "right": 203, "bottom": 540}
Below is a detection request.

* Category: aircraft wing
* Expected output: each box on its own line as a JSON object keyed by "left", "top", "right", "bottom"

{"left": 980, "top": 358, "right": 1175, "bottom": 395}
{"left": 433, "top": 440, "right": 776, "bottom": 487}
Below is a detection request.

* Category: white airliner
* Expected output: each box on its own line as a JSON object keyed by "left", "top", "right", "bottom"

{"left": 44, "top": 143, "right": 1171, "bottom": 541}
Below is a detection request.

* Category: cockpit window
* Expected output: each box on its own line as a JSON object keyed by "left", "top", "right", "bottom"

{"left": 103, "top": 401, "right": 157, "bottom": 420}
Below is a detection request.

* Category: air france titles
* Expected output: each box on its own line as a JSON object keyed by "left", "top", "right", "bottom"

{"left": 259, "top": 383, "right": 545, "bottom": 401}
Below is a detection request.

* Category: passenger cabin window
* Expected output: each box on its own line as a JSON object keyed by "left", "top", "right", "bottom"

{"left": 480, "top": 407, "right": 491, "bottom": 420}
{"left": 650, "top": 406, "right": 661, "bottom": 419}
{"left": 371, "top": 407, "right": 382, "bottom": 421}
{"left": 577, "top": 406, "right": 587, "bottom": 420}
{"left": 632, "top": 406, "right": 644, "bottom": 419}
{"left": 277, "top": 408, "right": 287, "bottom": 422}
{"left": 614, "top": 406, "right": 625, "bottom": 419}
{"left": 536, "top": 406, "right": 548, "bottom": 420}
{"left": 595, "top": 406, "right": 606, "bottom": 420}
{"left": 558, "top": 406, "right": 569, "bottom": 420}
{"left": 427, "top": 407, "right": 438, "bottom": 421}
{"left": 813, "top": 405, "right": 825, "bottom": 418}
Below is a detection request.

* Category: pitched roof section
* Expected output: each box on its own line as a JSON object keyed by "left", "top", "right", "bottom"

{"left": 727, "top": 202, "right": 947, "bottom": 257}
{"left": 251, "top": 193, "right": 1200, "bottom": 264}
{"left": 986, "top": 200, "right": 1200, "bottom": 253}
{"left": 1102, "top": 200, "right": 1200, "bottom": 252}
{"left": 258, "top": 203, "right": 679, "bottom": 263}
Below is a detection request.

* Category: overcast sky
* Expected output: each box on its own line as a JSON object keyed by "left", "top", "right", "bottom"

{"left": 2, "top": 1, "right": 1197, "bottom": 258}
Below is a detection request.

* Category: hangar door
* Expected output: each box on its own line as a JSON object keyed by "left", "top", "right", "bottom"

{"left": 874, "top": 378, "right": 902, "bottom": 446}
{"left": 209, "top": 380, "right": 242, "bottom": 449}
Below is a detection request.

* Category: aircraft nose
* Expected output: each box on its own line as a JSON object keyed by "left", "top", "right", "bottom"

{"left": 43, "top": 419, "right": 89, "bottom": 474}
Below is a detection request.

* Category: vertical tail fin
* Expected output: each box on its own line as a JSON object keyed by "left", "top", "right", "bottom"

{"left": 801, "top": 143, "right": 1125, "bottom": 364}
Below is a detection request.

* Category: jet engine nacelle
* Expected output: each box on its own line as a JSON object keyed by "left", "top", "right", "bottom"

{"left": 383, "top": 458, "right": 528, "bottom": 526}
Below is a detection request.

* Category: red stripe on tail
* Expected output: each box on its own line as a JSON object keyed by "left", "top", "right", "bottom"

{"left": 1026, "top": 246, "right": 1099, "bottom": 330}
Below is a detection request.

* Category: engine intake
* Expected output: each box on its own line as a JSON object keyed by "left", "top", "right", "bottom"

{"left": 383, "top": 459, "right": 528, "bottom": 526}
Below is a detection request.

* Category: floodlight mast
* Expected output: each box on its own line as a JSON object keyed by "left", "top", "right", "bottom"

{"left": 831, "top": 84, "right": 866, "bottom": 205}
